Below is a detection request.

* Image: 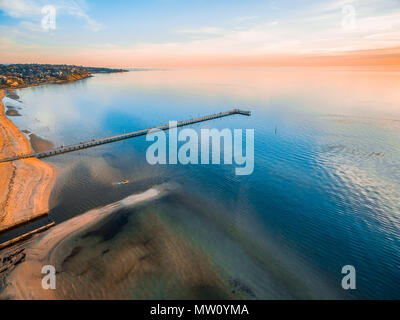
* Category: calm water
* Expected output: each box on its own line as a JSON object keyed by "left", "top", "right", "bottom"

{"left": 9, "top": 67, "right": 400, "bottom": 299}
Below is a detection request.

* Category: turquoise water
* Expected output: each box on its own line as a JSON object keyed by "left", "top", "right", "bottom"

{"left": 10, "top": 68, "right": 400, "bottom": 299}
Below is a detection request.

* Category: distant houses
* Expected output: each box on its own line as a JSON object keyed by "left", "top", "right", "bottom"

{"left": 0, "top": 64, "right": 128, "bottom": 89}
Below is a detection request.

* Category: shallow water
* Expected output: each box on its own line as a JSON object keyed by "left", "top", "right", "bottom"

{"left": 8, "top": 67, "right": 400, "bottom": 299}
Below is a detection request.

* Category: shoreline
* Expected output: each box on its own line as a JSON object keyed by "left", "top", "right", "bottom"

{"left": 0, "top": 89, "right": 58, "bottom": 233}
{"left": 0, "top": 184, "right": 237, "bottom": 299}
{"left": 0, "top": 74, "right": 93, "bottom": 90}
{"left": 1, "top": 185, "right": 162, "bottom": 299}
{"left": 1, "top": 68, "right": 129, "bottom": 91}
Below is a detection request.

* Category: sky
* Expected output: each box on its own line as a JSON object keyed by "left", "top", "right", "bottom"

{"left": 0, "top": 0, "right": 399, "bottom": 67}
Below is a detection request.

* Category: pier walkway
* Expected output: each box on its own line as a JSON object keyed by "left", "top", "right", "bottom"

{"left": 0, "top": 109, "right": 251, "bottom": 163}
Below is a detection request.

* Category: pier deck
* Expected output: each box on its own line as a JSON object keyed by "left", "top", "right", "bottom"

{"left": 0, "top": 109, "right": 251, "bottom": 163}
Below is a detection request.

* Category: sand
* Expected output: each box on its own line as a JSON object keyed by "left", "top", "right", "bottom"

{"left": 0, "top": 90, "right": 58, "bottom": 232}
{"left": 0, "top": 184, "right": 234, "bottom": 299}
{"left": 29, "top": 134, "right": 55, "bottom": 153}
{"left": 5, "top": 107, "right": 21, "bottom": 117}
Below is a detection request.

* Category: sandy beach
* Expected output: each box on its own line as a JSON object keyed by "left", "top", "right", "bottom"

{"left": 1, "top": 184, "right": 235, "bottom": 299}
{"left": 0, "top": 89, "right": 58, "bottom": 232}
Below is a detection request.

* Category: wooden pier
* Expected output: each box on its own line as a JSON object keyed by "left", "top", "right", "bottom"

{"left": 0, "top": 109, "right": 251, "bottom": 163}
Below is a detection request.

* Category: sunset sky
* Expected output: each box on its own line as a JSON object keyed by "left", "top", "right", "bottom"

{"left": 0, "top": 0, "right": 399, "bottom": 67}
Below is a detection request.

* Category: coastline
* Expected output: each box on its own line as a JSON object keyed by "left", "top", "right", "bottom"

{"left": 1, "top": 67, "right": 129, "bottom": 91}
{"left": 0, "top": 74, "right": 93, "bottom": 90}
{"left": 0, "top": 187, "right": 163, "bottom": 299}
{"left": 0, "top": 89, "right": 58, "bottom": 232}
{"left": 0, "top": 184, "right": 236, "bottom": 299}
